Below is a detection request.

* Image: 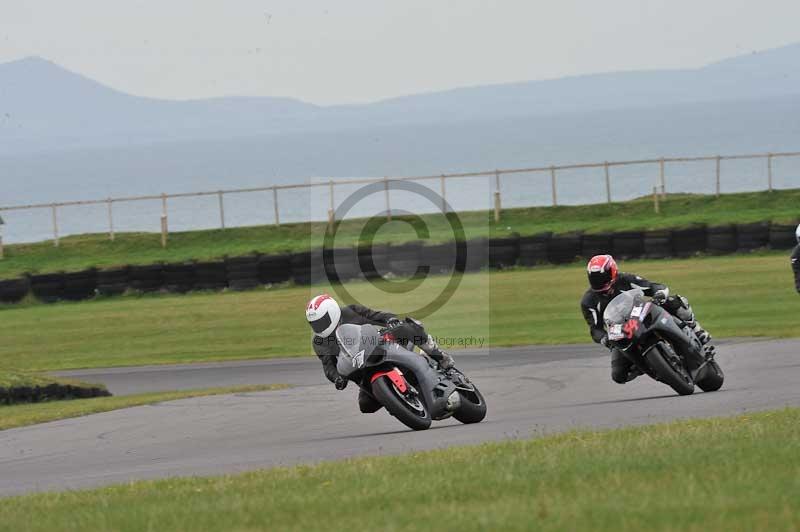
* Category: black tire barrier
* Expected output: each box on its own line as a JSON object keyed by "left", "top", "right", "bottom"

{"left": 225, "top": 255, "right": 260, "bottom": 291}
{"left": 707, "top": 225, "right": 738, "bottom": 255}
{"left": 611, "top": 231, "right": 645, "bottom": 259}
{"left": 163, "top": 263, "right": 196, "bottom": 293}
{"left": 672, "top": 226, "right": 707, "bottom": 258}
{"left": 129, "top": 264, "right": 164, "bottom": 293}
{"left": 488, "top": 235, "right": 520, "bottom": 269}
{"left": 0, "top": 383, "right": 111, "bottom": 405}
{"left": 324, "top": 248, "right": 362, "bottom": 284}
{"left": 768, "top": 223, "right": 798, "bottom": 250}
{"left": 258, "top": 254, "right": 292, "bottom": 285}
{"left": 194, "top": 261, "right": 228, "bottom": 291}
{"left": 421, "top": 241, "right": 459, "bottom": 274}
{"left": 388, "top": 241, "right": 424, "bottom": 277}
{"left": 62, "top": 269, "right": 98, "bottom": 301}
{"left": 97, "top": 267, "right": 130, "bottom": 297}
{"left": 461, "top": 238, "right": 488, "bottom": 272}
{"left": 362, "top": 244, "right": 391, "bottom": 279}
{"left": 736, "top": 222, "right": 771, "bottom": 252}
{"left": 0, "top": 277, "right": 30, "bottom": 303}
{"left": 548, "top": 233, "right": 582, "bottom": 264}
{"left": 580, "top": 233, "right": 613, "bottom": 259}
{"left": 643, "top": 230, "right": 673, "bottom": 259}
{"left": 518, "top": 232, "right": 551, "bottom": 266}
{"left": 30, "top": 272, "right": 66, "bottom": 303}
{"left": 290, "top": 251, "right": 312, "bottom": 285}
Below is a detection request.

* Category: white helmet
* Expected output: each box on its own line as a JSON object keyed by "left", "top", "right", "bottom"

{"left": 796, "top": 224, "right": 800, "bottom": 244}
{"left": 306, "top": 294, "right": 342, "bottom": 337}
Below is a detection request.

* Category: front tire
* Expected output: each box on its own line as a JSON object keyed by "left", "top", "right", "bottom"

{"left": 644, "top": 344, "right": 694, "bottom": 396}
{"left": 371, "top": 376, "right": 432, "bottom": 431}
{"left": 453, "top": 387, "right": 487, "bottom": 424}
{"left": 697, "top": 360, "right": 724, "bottom": 392}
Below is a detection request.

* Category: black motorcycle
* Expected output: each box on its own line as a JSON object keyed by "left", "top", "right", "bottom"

{"left": 335, "top": 319, "right": 487, "bottom": 430}
{"left": 604, "top": 289, "right": 724, "bottom": 395}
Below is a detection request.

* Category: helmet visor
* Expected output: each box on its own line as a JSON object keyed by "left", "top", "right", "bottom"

{"left": 310, "top": 313, "right": 333, "bottom": 335}
{"left": 589, "top": 270, "right": 613, "bottom": 292}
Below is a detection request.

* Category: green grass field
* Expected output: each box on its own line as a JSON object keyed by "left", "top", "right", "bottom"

{"left": 1, "top": 189, "right": 797, "bottom": 277}
{"left": 0, "top": 384, "right": 287, "bottom": 431}
{"left": 0, "top": 253, "right": 797, "bottom": 372}
{"left": 1, "top": 407, "right": 797, "bottom": 531}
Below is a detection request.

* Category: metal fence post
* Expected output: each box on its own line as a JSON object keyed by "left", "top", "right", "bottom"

{"left": 767, "top": 153, "right": 774, "bottom": 192}
{"left": 440, "top": 174, "right": 447, "bottom": 213}
{"left": 550, "top": 166, "right": 558, "bottom": 206}
{"left": 659, "top": 158, "right": 666, "bottom": 198}
{"left": 715, "top": 156, "right": 721, "bottom": 197}
{"left": 328, "top": 180, "right": 335, "bottom": 224}
{"left": 604, "top": 162, "right": 612, "bottom": 204}
{"left": 217, "top": 191, "right": 226, "bottom": 229}
{"left": 0, "top": 222, "right": 4, "bottom": 260}
{"left": 107, "top": 198, "right": 115, "bottom": 241}
{"left": 272, "top": 186, "right": 280, "bottom": 226}
{"left": 384, "top": 177, "right": 392, "bottom": 221}
{"left": 493, "top": 170, "right": 502, "bottom": 222}
{"left": 160, "top": 193, "right": 168, "bottom": 248}
{"left": 653, "top": 186, "right": 660, "bottom": 214}
{"left": 51, "top": 204, "right": 59, "bottom": 247}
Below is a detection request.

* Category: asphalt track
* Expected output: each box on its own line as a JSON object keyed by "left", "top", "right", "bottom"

{"left": 1, "top": 338, "right": 799, "bottom": 497}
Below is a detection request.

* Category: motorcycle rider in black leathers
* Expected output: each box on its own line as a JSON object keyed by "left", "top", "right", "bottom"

{"left": 305, "top": 294, "right": 454, "bottom": 413}
{"left": 792, "top": 225, "right": 800, "bottom": 294}
{"left": 580, "top": 254, "right": 712, "bottom": 384}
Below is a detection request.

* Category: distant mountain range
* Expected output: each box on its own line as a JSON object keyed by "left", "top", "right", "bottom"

{"left": 1, "top": 42, "right": 799, "bottom": 157}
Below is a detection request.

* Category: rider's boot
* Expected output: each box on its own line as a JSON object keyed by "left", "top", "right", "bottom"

{"left": 675, "top": 298, "right": 712, "bottom": 346}
{"left": 421, "top": 335, "right": 455, "bottom": 369}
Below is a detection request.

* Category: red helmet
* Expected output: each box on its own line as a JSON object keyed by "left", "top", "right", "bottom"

{"left": 587, "top": 254, "right": 618, "bottom": 293}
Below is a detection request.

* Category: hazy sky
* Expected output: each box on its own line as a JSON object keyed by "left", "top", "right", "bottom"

{"left": 2, "top": 0, "right": 799, "bottom": 104}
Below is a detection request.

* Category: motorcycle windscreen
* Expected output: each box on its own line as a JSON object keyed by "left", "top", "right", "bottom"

{"left": 603, "top": 289, "right": 644, "bottom": 340}
{"left": 335, "top": 323, "right": 381, "bottom": 375}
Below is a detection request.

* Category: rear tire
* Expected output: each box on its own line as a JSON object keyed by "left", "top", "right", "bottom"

{"left": 644, "top": 345, "right": 694, "bottom": 396}
{"left": 697, "top": 360, "right": 724, "bottom": 392}
{"left": 371, "top": 376, "right": 432, "bottom": 431}
{"left": 453, "top": 387, "right": 487, "bottom": 424}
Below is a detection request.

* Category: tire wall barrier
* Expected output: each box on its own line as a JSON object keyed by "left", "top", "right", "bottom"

{"left": 0, "top": 383, "right": 111, "bottom": 405}
{"left": 0, "top": 220, "right": 796, "bottom": 304}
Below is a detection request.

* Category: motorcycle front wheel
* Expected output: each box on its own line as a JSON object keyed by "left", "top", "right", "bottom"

{"left": 644, "top": 345, "right": 695, "bottom": 396}
{"left": 453, "top": 386, "right": 487, "bottom": 424}
{"left": 372, "top": 376, "right": 432, "bottom": 431}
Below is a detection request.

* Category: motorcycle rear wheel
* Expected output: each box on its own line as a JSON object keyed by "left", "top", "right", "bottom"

{"left": 372, "top": 377, "right": 432, "bottom": 431}
{"left": 644, "top": 345, "right": 694, "bottom": 396}
{"left": 453, "top": 387, "right": 487, "bottom": 424}
{"left": 696, "top": 360, "right": 724, "bottom": 392}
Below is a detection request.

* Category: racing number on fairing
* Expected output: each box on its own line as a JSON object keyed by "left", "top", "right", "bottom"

{"left": 623, "top": 319, "right": 640, "bottom": 339}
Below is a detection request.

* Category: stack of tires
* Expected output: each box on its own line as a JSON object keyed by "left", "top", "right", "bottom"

{"left": 225, "top": 256, "right": 261, "bottom": 291}
{"left": 736, "top": 222, "right": 770, "bottom": 252}
{"left": 62, "top": 269, "right": 97, "bottom": 301}
{"left": 518, "top": 233, "right": 551, "bottom": 266}
{"left": 194, "top": 261, "right": 228, "bottom": 291}
{"left": 548, "top": 233, "right": 582, "bottom": 264}
{"left": 768, "top": 223, "right": 798, "bottom": 250}
{"left": 358, "top": 244, "right": 388, "bottom": 280}
{"left": 258, "top": 254, "right": 291, "bottom": 285}
{"left": 672, "top": 226, "right": 707, "bottom": 258}
{"left": 460, "top": 238, "right": 488, "bottom": 272}
{"left": 30, "top": 273, "right": 65, "bottom": 303}
{"left": 0, "top": 277, "right": 30, "bottom": 304}
{"left": 488, "top": 236, "right": 519, "bottom": 269}
{"left": 97, "top": 267, "right": 129, "bottom": 297}
{"left": 388, "top": 242, "right": 424, "bottom": 277}
{"left": 706, "top": 225, "right": 737, "bottom": 255}
{"left": 611, "top": 231, "right": 644, "bottom": 259}
{"left": 643, "top": 230, "right": 672, "bottom": 258}
{"left": 129, "top": 264, "right": 163, "bottom": 293}
{"left": 581, "top": 232, "right": 613, "bottom": 259}
{"left": 163, "top": 263, "right": 196, "bottom": 293}
{"left": 324, "top": 247, "right": 361, "bottom": 284}
{"left": 421, "top": 241, "right": 459, "bottom": 275}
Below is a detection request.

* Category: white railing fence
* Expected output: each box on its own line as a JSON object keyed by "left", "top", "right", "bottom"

{"left": 0, "top": 150, "right": 798, "bottom": 254}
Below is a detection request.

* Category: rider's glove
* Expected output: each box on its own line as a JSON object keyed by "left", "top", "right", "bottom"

{"left": 653, "top": 289, "right": 668, "bottom": 305}
{"left": 386, "top": 317, "right": 402, "bottom": 329}
{"left": 334, "top": 376, "right": 348, "bottom": 390}
{"left": 600, "top": 335, "right": 611, "bottom": 349}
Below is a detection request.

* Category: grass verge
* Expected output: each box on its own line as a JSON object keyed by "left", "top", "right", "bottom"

{"left": 1, "top": 408, "right": 798, "bottom": 531}
{"left": 1, "top": 189, "right": 798, "bottom": 277}
{"left": 0, "top": 384, "right": 288, "bottom": 432}
{"left": 0, "top": 252, "right": 797, "bottom": 372}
